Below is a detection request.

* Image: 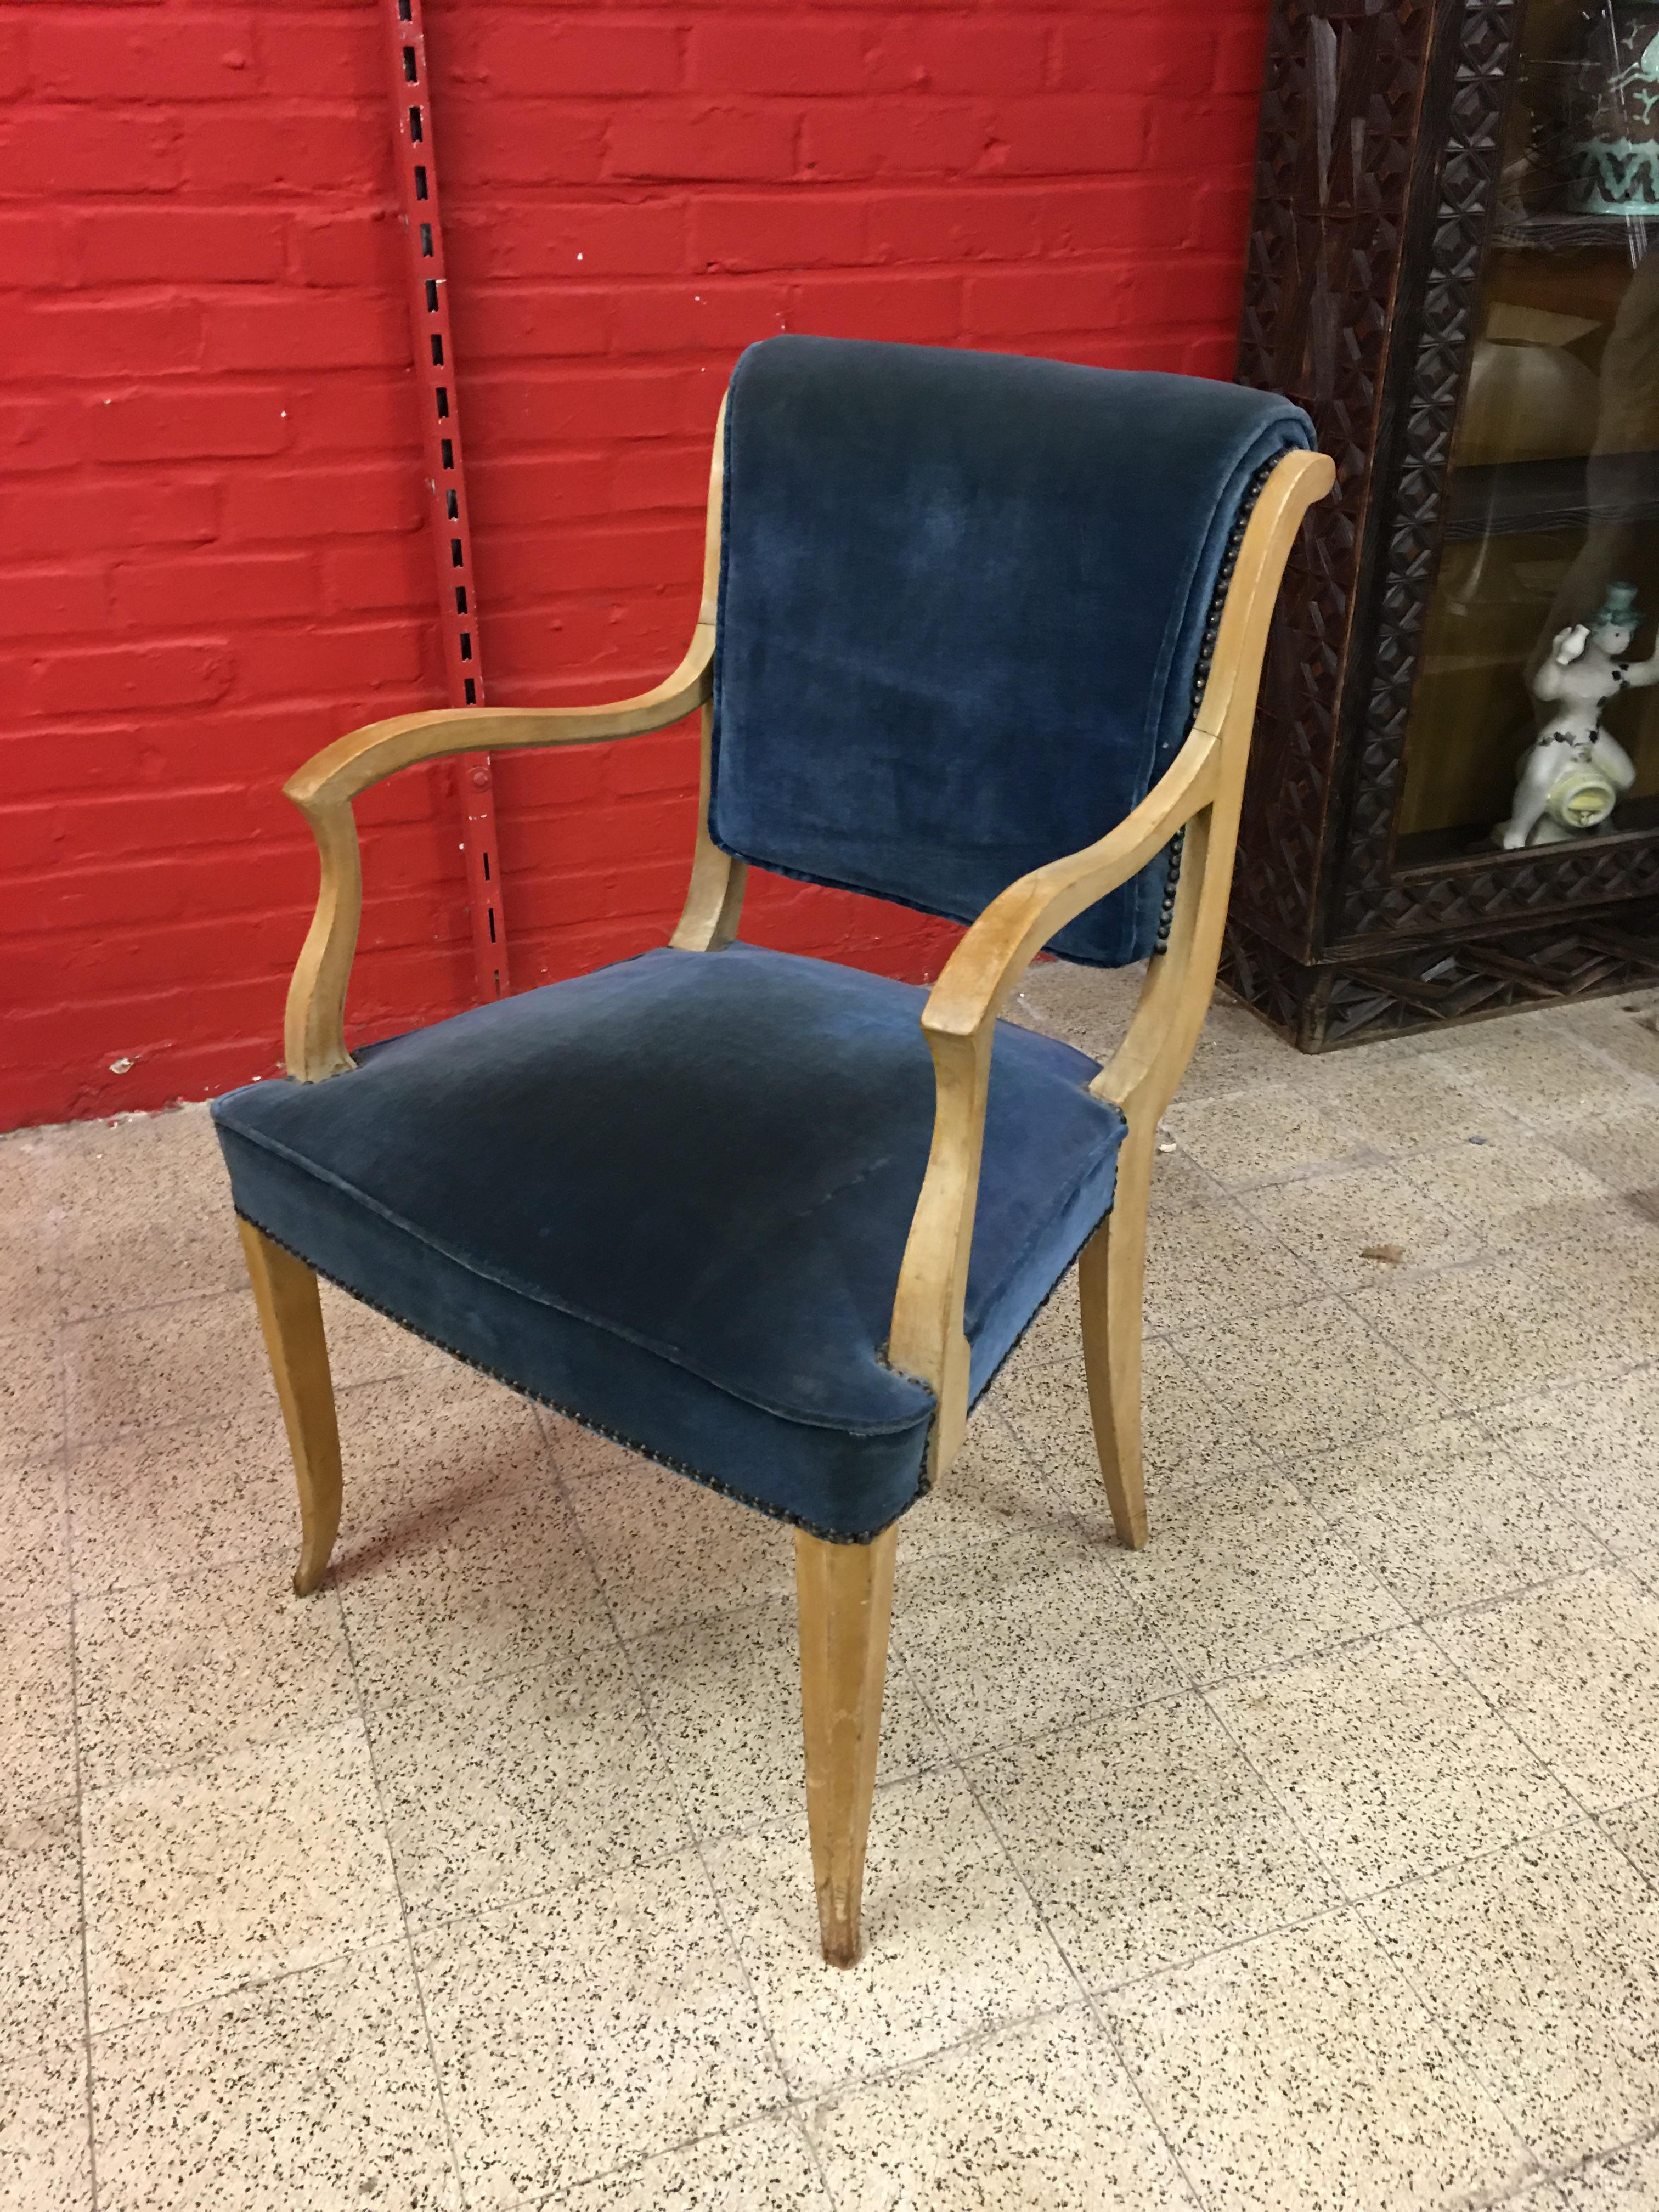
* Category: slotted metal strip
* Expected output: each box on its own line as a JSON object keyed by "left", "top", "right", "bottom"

{"left": 383, "top": 0, "right": 509, "bottom": 997}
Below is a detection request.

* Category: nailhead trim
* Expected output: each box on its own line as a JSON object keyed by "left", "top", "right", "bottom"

{"left": 235, "top": 1209, "right": 914, "bottom": 1547}
{"left": 1152, "top": 456, "right": 1279, "bottom": 958}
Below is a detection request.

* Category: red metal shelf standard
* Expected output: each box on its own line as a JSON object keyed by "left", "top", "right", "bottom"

{"left": 383, "top": 0, "right": 509, "bottom": 997}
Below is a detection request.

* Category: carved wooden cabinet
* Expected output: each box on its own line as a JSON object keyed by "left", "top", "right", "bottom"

{"left": 1229, "top": 0, "right": 1659, "bottom": 1047}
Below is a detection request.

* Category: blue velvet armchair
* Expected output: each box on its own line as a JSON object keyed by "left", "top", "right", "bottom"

{"left": 212, "top": 337, "right": 1329, "bottom": 1965}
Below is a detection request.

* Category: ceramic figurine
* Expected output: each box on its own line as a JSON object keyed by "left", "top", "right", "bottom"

{"left": 1497, "top": 583, "right": 1658, "bottom": 848}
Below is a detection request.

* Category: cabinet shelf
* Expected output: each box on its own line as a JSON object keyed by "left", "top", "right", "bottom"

{"left": 1446, "top": 450, "right": 1659, "bottom": 543}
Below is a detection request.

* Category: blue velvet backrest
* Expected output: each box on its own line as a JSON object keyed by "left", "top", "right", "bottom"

{"left": 709, "top": 336, "right": 1314, "bottom": 967}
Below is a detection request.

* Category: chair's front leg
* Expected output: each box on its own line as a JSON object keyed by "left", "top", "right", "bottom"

{"left": 236, "top": 1221, "right": 343, "bottom": 1596}
{"left": 794, "top": 1525, "right": 898, "bottom": 1966}
{"left": 1078, "top": 1120, "right": 1154, "bottom": 1550}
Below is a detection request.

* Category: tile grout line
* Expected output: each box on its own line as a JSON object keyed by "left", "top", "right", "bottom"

{"left": 528, "top": 1403, "right": 821, "bottom": 2205}
{"left": 916, "top": 1403, "right": 1220, "bottom": 2210}
{"left": 984, "top": 1197, "right": 1659, "bottom": 2180}
{"left": 66, "top": 1589, "right": 101, "bottom": 2211}
{"left": 1227, "top": 1324, "right": 1659, "bottom": 2185}
{"left": 36, "top": 1176, "right": 104, "bottom": 2212}
{"left": 329, "top": 1556, "right": 470, "bottom": 2210}
{"left": 943, "top": 1675, "right": 1214, "bottom": 2207}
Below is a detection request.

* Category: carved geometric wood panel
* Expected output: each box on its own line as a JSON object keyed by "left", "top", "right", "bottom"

{"left": 1229, "top": 0, "right": 1659, "bottom": 1045}
{"left": 1234, "top": 0, "right": 1434, "bottom": 958}
{"left": 1223, "top": 905, "right": 1659, "bottom": 1047}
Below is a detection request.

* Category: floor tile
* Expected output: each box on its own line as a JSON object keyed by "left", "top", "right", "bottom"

{"left": 1435, "top": 1018, "right": 1648, "bottom": 1131}
{"left": 1142, "top": 1185, "right": 1317, "bottom": 1334}
{"left": 1160, "top": 1081, "right": 1368, "bottom": 1187}
{"left": 0, "top": 1132, "right": 58, "bottom": 1333}
{"left": 1171, "top": 995, "right": 1313, "bottom": 1102}
{"left": 971, "top": 1694, "right": 1332, "bottom": 1987}
{"left": 1555, "top": 2135, "right": 1659, "bottom": 2208}
{"left": 337, "top": 1487, "right": 612, "bottom": 1709}
{"left": 68, "top": 1408, "right": 300, "bottom": 1595}
{"left": 65, "top": 1291, "right": 274, "bottom": 1444}
{"left": 1173, "top": 1296, "right": 1444, "bottom": 1454}
{"left": 1548, "top": 1102, "right": 1659, "bottom": 1205}
{"left": 314, "top": 1278, "right": 454, "bottom": 1390}
{"left": 416, "top": 1850, "right": 782, "bottom": 2210}
{"left": 0, "top": 2039, "right": 91, "bottom": 2212}
{"left": 566, "top": 1448, "right": 798, "bottom": 1638}
{"left": 708, "top": 1772, "right": 1074, "bottom": 2099}
{"left": 50, "top": 1104, "right": 244, "bottom": 1321}
{"left": 1558, "top": 997, "right": 1659, "bottom": 1084}
{"left": 0, "top": 1325, "right": 63, "bottom": 1465}
{"left": 557, "top": 2114, "right": 828, "bottom": 2210}
{"left": 332, "top": 1364, "right": 548, "bottom": 1545}
{"left": 1370, "top": 1823, "right": 1659, "bottom": 2168}
{"left": 371, "top": 1643, "right": 687, "bottom": 1922}
{"left": 633, "top": 1595, "right": 942, "bottom": 1839}
{"left": 894, "top": 1530, "right": 1186, "bottom": 1753}
{"left": 1598, "top": 1796, "right": 1659, "bottom": 1889}
{"left": 897, "top": 1405, "right": 1072, "bottom": 1563}
{"left": 0, "top": 1455, "right": 67, "bottom": 1611}
{"left": 1294, "top": 1413, "right": 1608, "bottom": 1618}
{"left": 1540, "top": 1218, "right": 1659, "bottom": 1372}
{"left": 1240, "top": 1160, "right": 1480, "bottom": 1290}
{"left": 1102, "top": 1913, "right": 1533, "bottom": 2211}
{"left": 1116, "top": 1471, "right": 1407, "bottom": 1684}
{"left": 992, "top": 1293, "right": 1267, "bottom": 1510}
{"left": 993, "top": 1323, "right": 1269, "bottom": 1540}
{"left": 1303, "top": 1051, "right": 1510, "bottom": 1155}
{"left": 1491, "top": 1369, "right": 1659, "bottom": 1561}
{"left": 1209, "top": 1627, "right": 1571, "bottom": 1897}
{"left": 1009, "top": 956, "right": 1147, "bottom": 1062}
{"left": 807, "top": 2007, "right": 1193, "bottom": 2210}
{"left": 1401, "top": 1127, "right": 1613, "bottom": 1249}
{"left": 1432, "top": 1570, "right": 1659, "bottom": 1812}
{"left": 1, "top": 1600, "right": 75, "bottom": 1854}
{"left": 1350, "top": 1253, "right": 1623, "bottom": 1410}
{"left": 0, "top": 1835, "right": 82, "bottom": 2052}
{"left": 91, "top": 1944, "right": 458, "bottom": 2212}
{"left": 74, "top": 1556, "right": 357, "bottom": 1791}
{"left": 82, "top": 1719, "right": 401, "bottom": 2030}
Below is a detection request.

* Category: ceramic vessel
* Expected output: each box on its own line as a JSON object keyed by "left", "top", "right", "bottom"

{"left": 1564, "top": 0, "right": 1659, "bottom": 215}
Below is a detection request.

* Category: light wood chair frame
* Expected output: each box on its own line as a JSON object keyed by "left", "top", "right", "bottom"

{"left": 240, "top": 393, "right": 1332, "bottom": 1966}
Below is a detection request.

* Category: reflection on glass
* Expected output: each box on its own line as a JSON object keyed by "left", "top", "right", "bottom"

{"left": 1396, "top": 0, "right": 1659, "bottom": 859}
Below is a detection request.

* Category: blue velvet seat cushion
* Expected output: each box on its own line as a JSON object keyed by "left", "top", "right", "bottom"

{"left": 211, "top": 945, "right": 1126, "bottom": 1541}
{"left": 712, "top": 336, "right": 1315, "bottom": 967}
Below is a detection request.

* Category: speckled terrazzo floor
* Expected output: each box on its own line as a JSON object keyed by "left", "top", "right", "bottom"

{"left": 5, "top": 972, "right": 1659, "bottom": 2211}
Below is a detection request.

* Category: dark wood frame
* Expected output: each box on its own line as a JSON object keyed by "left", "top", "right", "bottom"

{"left": 1227, "top": 0, "right": 1659, "bottom": 1048}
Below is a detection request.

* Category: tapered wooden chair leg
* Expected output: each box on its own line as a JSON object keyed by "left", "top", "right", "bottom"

{"left": 236, "top": 1220, "right": 343, "bottom": 1596}
{"left": 1079, "top": 1129, "right": 1153, "bottom": 1551}
{"left": 794, "top": 1525, "right": 898, "bottom": 1967}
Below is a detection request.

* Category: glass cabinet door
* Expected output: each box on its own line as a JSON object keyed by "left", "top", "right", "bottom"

{"left": 1397, "top": 0, "right": 1659, "bottom": 862}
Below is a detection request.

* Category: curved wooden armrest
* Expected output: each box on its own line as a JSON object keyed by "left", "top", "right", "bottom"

{"left": 917, "top": 727, "right": 1221, "bottom": 1046}
{"left": 884, "top": 727, "right": 1220, "bottom": 1439}
{"left": 286, "top": 626, "right": 713, "bottom": 812}
{"left": 887, "top": 444, "right": 1334, "bottom": 1475}
{"left": 283, "top": 627, "right": 713, "bottom": 1081}
{"left": 284, "top": 390, "right": 731, "bottom": 1084}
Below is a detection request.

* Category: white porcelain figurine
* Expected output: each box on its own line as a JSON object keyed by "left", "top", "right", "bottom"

{"left": 1497, "top": 582, "right": 1658, "bottom": 848}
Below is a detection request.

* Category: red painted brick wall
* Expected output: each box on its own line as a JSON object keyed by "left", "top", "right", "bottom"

{"left": 2, "top": 0, "right": 1268, "bottom": 1130}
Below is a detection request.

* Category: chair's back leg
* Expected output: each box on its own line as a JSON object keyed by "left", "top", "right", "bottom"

{"left": 236, "top": 1220, "right": 343, "bottom": 1597}
{"left": 794, "top": 1525, "right": 899, "bottom": 1966}
{"left": 1077, "top": 1119, "right": 1154, "bottom": 1550}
